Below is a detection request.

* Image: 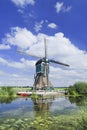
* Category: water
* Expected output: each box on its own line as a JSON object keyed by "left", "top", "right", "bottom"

{"left": 0, "top": 96, "right": 77, "bottom": 118}
{"left": 0, "top": 96, "right": 86, "bottom": 130}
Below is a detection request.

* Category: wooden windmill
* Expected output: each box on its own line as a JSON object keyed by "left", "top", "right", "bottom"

{"left": 18, "top": 39, "right": 69, "bottom": 90}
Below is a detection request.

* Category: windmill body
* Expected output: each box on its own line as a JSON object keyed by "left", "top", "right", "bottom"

{"left": 33, "top": 58, "right": 52, "bottom": 90}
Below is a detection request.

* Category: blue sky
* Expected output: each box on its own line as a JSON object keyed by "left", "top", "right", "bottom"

{"left": 0, "top": 0, "right": 87, "bottom": 87}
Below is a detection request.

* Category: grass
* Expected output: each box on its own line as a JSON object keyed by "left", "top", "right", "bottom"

{"left": 0, "top": 87, "right": 32, "bottom": 97}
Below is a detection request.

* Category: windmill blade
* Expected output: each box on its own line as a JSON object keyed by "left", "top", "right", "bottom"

{"left": 44, "top": 38, "right": 49, "bottom": 88}
{"left": 17, "top": 50, "right": 42, "bottom": 59}
{"left": 49, "top": 59, "right": 69, "bottom": 67}
{"left": 44, "top": 38, "right": 47, "bottom": 59}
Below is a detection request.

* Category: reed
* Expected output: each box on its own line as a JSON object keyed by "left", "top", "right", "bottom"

{"left": 0, "top": 87, "right": 16, "bottom": 97}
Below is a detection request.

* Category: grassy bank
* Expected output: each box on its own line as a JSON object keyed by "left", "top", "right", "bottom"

{"left": 0, "top": 87, "right": 17, "bottom": 97}
{"left": 0, "top": 86, "right": 32, "bottom": 97}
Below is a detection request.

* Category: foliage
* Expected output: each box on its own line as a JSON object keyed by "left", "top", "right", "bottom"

{"left": 0, "top": 87, "right": 15, "bottom": 97}
{"left": 0, "top": 96, "right": 17, "bottom": 104}
{"left": 76, "top": 110, "right": 87, "bottom": 130}
{"left": 68, "top": 82, "right": 87, "bottom": 96}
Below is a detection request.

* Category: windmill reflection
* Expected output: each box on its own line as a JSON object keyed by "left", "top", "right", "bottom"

{"left": 33, "top": 96, "right": 55, "bottom": 113}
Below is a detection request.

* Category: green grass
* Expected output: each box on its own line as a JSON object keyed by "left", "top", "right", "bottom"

{"left": 0, "top": 87, "right": 32, "bottom": 97}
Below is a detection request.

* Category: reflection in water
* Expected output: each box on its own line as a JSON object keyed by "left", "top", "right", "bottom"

{"left": 0, "top": 97, "right": 35, "bottom": 119}
{"left": 68, "top": 96, "right": 87, "bottom": 106}
{"left": 0, "top": 96, "right": 17, "bottom": 104}
{"left": 0, "top": 95, "right": 86, "bottom": 119}
{"left": 0, "top": 96, "right": 87, "bottom": 130}
{"left": 33, "top": 97, "right": 55, "bottom": 116}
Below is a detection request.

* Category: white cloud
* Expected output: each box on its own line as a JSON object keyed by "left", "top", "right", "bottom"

{"left": 0, "top": 57, "right": 36, "bottom": 69}
{"left": 1, "top": 27, "right": 87, "bottom": 86}
{"left": 0, "top": 57, "right": 8, "bottom": 64}
{"left": 55, "top": 2, "right": 72, "bottom": 13}
{"left": 34, "top": 21, "right": 44, "bottom": 32}
{"left": 12, "top": 74, "right": 20, "bottom": 77}
{"left": 63, "top": 6, "right": 72, "bottom": 13}
{"left": 11, "top": 0, "right": 35, "bottom": 7}
{"left": 0, "top": 57, "right": 24, "bottom": 69}
{"left": 18, "top": 9, "right": 24, "bottom": 14}
{"left": 0, "top": 70, "right": 5, "bottom": 76}
{"left": 0, "top": 44, "right": 11, "bottom": 50}
{"left": 3, "top": 27, "right": 37, "bottom": 49}
{"left": 0, "top": 71, "right": 34, "bottom": 86}
{"left": 0, "top": 81, "right": 2, "bottom": 85}
{"left": 48, "top": 23, "right": 57, "bottom": 29}
{"left": 55, "top": 2, "right": 63, "bottom": 13}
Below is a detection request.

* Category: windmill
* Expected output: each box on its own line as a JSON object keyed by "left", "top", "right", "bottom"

{"left": 18, "top": 39, "right": 69, "bottom": 91}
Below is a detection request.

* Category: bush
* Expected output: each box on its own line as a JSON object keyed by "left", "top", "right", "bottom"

{"left": 68, "top": 82, "right": 87, "bottom": 96}
{"left": 0, "top": 87, "right": 15, "bottom": 97}
{"left": 74, "top": 82, "right": 87, "bottom": 95}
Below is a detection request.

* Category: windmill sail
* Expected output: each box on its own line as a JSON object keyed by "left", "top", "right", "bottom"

{"left": 17, "top": 50, "right": 42, "bottom": 59}
{"left": 44, "top": 38, "right": 49, "bottom": 88}
{"left": 49, "top": 59, "right": 69, "bottom": 67}
{"left": 44, "top": 38, "right": 47, "bottom": 59}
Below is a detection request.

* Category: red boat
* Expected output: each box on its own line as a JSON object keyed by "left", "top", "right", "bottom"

{"left": 17, "top": 91, "right": 32, "bottom": 96}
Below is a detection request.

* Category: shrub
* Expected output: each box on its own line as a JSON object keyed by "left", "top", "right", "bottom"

{"left": 68, "top": 82, "right": 87, "bottom": 96}
{"left": 0, "top": 87, "right": 15, "bottom": 96}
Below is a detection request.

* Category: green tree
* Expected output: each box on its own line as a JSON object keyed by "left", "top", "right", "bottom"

{"left": 68, "top": 82, "right": 87, "bottom": 96}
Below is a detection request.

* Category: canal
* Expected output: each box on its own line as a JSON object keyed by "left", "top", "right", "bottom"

{"left": 0, "top": 95, "right": 87, "bottom": 130}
